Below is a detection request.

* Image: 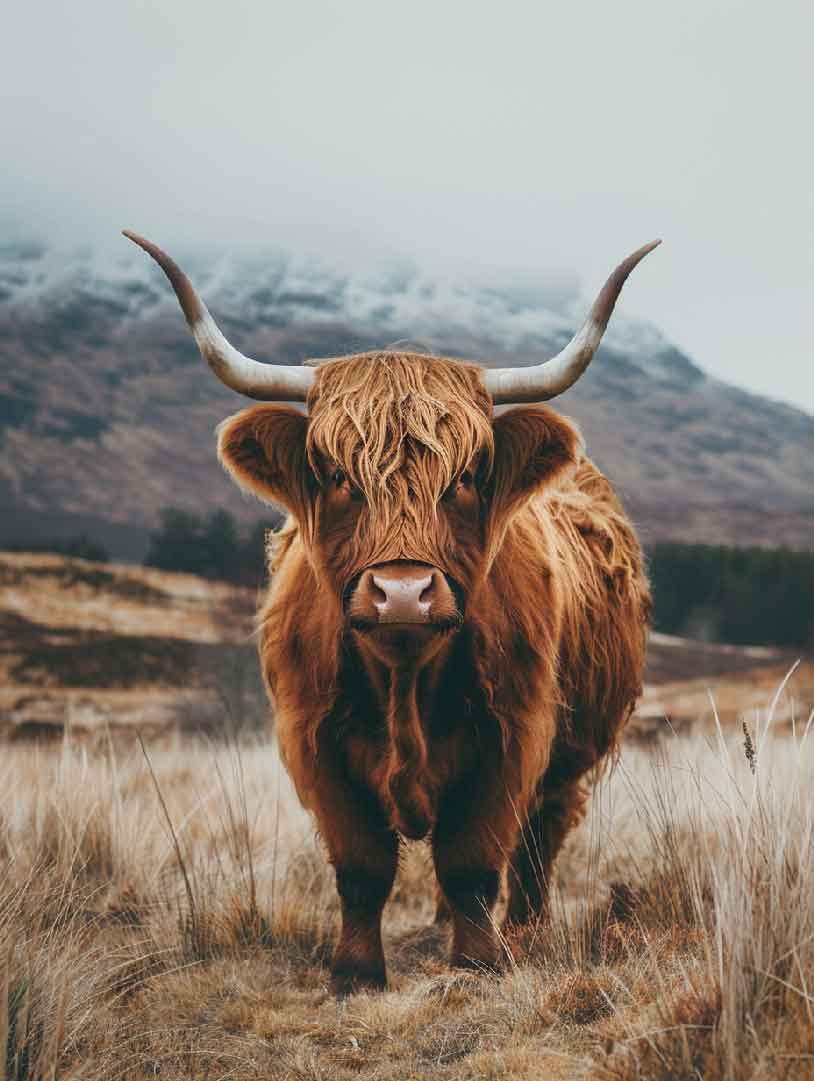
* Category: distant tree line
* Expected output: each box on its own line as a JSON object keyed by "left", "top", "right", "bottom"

{"left": 6, "top": 513, "right": 811, "bottom": 647}
{"left": 143, "top": 514, "right": 813, "bottom": 647}
{"left": 6, "top": 534, "right": 110, "bottom": 563}
{"left": 648, "top": 543, "right": 814, "bottom": 648}
{"left": 143, "top": 507, "right": 284, "bottom": 586}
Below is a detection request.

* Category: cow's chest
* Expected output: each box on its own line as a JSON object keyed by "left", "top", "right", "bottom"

{"left": 339, "top": 694, "right": 483, "bottom": 820}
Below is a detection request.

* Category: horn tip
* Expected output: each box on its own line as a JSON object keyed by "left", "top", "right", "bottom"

{"left": 641, "top": 238, "right": 662, "bottom": 255}
{"left": 621, "top": 239, "right": 662, "bottom": 275}
{"left": 122, "top": 229, "right": 150, "bottom": 252}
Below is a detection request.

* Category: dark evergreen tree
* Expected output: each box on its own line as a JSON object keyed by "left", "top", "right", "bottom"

{"left": 144, "top": 509, "right": 204, "bottom": 575}
{"left": 144, "top": 507, "right": 282, "bottom": 584}
{"left": 201, "top": 509, "right": 240, "bottom": 580}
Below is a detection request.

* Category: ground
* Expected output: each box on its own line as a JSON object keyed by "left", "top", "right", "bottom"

{"left": 1, "top": 553, "right": 813, "bottom": 1079}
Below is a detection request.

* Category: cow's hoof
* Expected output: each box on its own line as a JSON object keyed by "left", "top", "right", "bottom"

{"left": 330, "top": 964, "right": 387, "bottom": 997}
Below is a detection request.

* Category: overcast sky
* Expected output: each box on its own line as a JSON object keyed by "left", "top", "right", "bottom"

{"left": 3, "top": 1, "right": 812, "bottom": 413}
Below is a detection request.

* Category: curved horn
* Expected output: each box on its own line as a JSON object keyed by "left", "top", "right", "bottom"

{"left": 484, "top": 240, "right": 661, "bottom": 404}
{"left": 122, "top": 231, "right": 315, "bottom": 402}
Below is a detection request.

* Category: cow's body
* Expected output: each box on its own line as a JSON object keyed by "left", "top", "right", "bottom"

{"left": 246, "top": 354, "right": 649, "bottom": 988}
{"left": 124, "top": 232, "right": 657, "bottom": 991}
{"left": 265, "top": 454, "right": 648, "bottom": 833}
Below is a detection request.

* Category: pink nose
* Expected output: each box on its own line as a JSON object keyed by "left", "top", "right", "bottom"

{"left": 350, "top": 562, "right": 457, "bottom": 626}
{"left": 370, "top": 570, "right": 435, "bottom": 623}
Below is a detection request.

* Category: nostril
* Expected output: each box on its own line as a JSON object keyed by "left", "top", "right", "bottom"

{"left": 371, "top": 574, "right": 394, "bottom": 610}
{"left": 419, "top": 573, "right": 436, "bottom": 607}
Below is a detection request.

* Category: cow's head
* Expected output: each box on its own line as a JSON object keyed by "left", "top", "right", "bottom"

{"left": 124, "top": 232, "right": 658, "bottom": 670}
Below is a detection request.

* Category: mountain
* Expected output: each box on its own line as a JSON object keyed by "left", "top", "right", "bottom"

{"left": 1, "top": 240, "right": 811, "bottom": 558}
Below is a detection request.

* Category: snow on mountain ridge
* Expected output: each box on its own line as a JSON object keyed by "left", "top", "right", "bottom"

{"left": 0, "top": 240, "right": 685, "bottom": 372}
{"left": 1, "top": 241, "right": 812, "bottom": 555}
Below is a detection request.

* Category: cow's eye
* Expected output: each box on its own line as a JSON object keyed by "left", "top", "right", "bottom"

{"left": 329, "top": 468, "right": 362, "bottom": 500}
{"left": 443, "top": 470, "right": 477, "bottom": 502}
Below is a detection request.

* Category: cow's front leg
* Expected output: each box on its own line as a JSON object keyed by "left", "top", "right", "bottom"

{"left": 432, "top": 774, "right": 521, "bottom": 971}
{"left": 331, "top": 826, "right": 398, "bottom": 994}
{"left": 305, "top": 745, "right": 398, "bottom": 994}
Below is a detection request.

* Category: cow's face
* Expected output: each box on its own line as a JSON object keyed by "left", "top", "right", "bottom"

{"left": 218, "top": 352, "right": 580, "bottom": 666}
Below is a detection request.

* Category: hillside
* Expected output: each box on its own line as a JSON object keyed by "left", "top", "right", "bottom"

{"left": 1, "top": 240, "right": 812, "bottom": 557}
{"left": 0, "top": 552, "right": 262, "bottom": 738}
{"left": 1, "top": 552, "right": 809, "bottom": 743}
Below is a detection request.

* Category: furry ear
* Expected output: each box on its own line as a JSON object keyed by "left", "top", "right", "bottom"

{"left": 488, "top": 405, "right": 582, "bottom": 523}
{"left": 217, "top": 405, "right": 313, "bottom": 517}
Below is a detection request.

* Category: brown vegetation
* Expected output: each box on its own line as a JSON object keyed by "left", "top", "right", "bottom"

{"left": 0, "top": 672, "right": 812, "bottom": 1079}
{"left": 0, "top": 553, "right": 263, "bottom": 737}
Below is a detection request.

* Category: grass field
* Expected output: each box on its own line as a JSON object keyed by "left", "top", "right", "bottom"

{"left": 1, "top": 672, "right": 813, "bottom": 1079}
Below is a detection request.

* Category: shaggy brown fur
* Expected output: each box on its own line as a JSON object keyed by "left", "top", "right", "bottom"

{"left": 217, "top": 350, "right": 650, "bottom": 991}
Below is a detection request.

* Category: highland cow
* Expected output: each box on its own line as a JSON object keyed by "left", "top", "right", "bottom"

{"left": 126, "top": 230, "right": 656, "bottom": 991}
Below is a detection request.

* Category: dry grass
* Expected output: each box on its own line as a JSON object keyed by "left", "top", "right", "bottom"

{"left": 0, "top": 674, "right": 812, "bottom": 1079}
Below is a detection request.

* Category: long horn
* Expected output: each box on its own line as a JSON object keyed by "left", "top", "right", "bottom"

{"left": 484, "top": 240, "right": 661, "bottom": 404}
{"left": 122, "top": 231, "right": 315, "bottom": 402}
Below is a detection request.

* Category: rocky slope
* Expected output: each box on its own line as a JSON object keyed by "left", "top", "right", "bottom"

{"left": 1, "top": 240, "right": 811, "bottom": 557}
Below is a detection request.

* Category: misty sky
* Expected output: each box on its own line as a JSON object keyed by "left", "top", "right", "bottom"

{"left": 3, "top": 1, "right": 813, "bottom": 413}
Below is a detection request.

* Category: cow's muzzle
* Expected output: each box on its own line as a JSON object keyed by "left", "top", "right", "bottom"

{"left": 346, "top": 561, "right": 461, "bottom": 632}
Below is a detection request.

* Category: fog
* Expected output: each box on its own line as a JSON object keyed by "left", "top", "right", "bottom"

{"left": 3, "top": 0, "right": 812, "bottom": 410}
